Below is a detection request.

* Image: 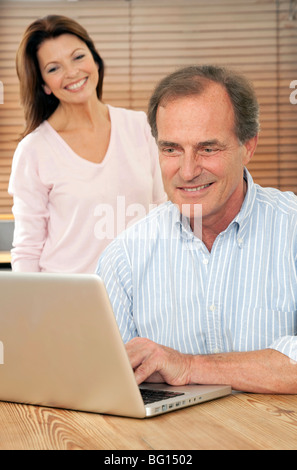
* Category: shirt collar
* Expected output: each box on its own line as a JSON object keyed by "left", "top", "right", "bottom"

{"left": 232, "top": 168, "right": 257, "bottom": 245}
{"left": 171, "top": 168, "right": 257, "bottom": 246}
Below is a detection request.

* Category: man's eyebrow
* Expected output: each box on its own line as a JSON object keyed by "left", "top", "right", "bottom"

{"left": 158, "top": 139, "right": 226, "bottom": 149}
{"left": 196, "top": 139, "right": 223, "bottom": 147}
{"left": 157, "top": 140, "right": 180, "bottom": 148}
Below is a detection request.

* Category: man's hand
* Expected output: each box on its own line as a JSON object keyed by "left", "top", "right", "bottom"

{"left": 125, "top": 337, "right": 194, "bottom": 385}
{"left": 126, "top": 337, "right": 297, "bottom": 394}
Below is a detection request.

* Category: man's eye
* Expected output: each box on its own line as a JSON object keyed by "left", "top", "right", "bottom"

{"left": 74, "top": 54, "right": 85, "bottom": 60}
{"left": 199, "top": 148, "right": 219, "bottom": 156}
{"left": 163, "top": 148, "right": 179, "bottom": 156}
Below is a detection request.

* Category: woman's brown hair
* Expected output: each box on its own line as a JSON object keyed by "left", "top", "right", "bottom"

{"left": 16, "top": 15, "right": 105, "bottom": 137}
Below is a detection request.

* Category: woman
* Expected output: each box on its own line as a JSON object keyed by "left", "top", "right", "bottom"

{"left": 9, "top": 15, "right": 166, "bottom": 273}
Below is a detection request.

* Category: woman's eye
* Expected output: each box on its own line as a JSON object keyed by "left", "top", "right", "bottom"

{"left": 47, "top": 66, "right": 58, "bottom": 73}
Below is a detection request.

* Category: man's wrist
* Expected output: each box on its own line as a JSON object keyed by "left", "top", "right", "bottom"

{"left": 188, "top": 352, "right": 227, "bottom": 385}
{"left": 188, "top": 353, "right": 209, "bottom": 384}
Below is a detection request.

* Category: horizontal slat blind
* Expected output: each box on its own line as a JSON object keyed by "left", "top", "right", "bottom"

{"left": 0, "top": 0, "right": 296, "bottom": 214}
{"left": 129, "top": 0, "right": 297, "bottom": 192}
{"left": 0, "top": 0, "right": 131, "bottom": 214}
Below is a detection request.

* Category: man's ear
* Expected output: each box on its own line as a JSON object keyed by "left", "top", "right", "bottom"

{"left": 242, "top": 135, "right": 258, "bottom": 166}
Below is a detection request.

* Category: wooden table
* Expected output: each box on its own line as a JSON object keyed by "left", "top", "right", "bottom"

{"left": 0, "top": 393, "right": 297, "bottom": 450}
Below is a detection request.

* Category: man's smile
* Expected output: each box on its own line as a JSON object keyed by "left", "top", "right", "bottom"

{"left": 181, "top": 183, "right": 213, "bottom": 192}
{"left": 178, "top": 182, "right": 214, "bottom": 193}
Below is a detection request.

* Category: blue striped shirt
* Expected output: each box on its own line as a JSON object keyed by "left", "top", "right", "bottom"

{"left": 96, "top": 169, "right": 297, "bottom": 362}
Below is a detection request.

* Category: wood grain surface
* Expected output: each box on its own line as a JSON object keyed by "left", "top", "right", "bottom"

{"left": 0, "top": 393, "right": 296, "bottom": 450}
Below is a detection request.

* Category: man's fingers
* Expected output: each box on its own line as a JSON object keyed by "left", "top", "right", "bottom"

{"left": 125, "top": 337, "right": 152, "bottom": 369}
{"left": 125, "top": 337, "right": 164, "bottom": 384}
{"left": 125, "top": 337, "right": 193, "bottom": 386}
{"left": 133, "top": 361, "right": 161, "bottom": 385}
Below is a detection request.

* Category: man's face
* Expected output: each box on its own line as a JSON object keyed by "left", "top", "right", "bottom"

{"left": 156, "top": 84, "right": 257, "bottom": 230}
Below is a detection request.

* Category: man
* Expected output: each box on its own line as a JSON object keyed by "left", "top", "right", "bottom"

{"left": 96, "top": 65, "right": 297, "bottom": 394}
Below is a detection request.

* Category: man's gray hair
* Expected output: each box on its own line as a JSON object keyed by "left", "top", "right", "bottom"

{"left": 147, "top": 65, "right": 260, "bottom": 144}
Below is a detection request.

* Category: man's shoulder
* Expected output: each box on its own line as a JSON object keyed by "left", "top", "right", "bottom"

{"left": 97, "top": 201, "right": 174, "bottom": 269}
{"left": 121, "top": 201, "right": 175, "bottom": 237}
{"left": 110, "top": 201, "right": 174, "bottom": 246}
{"left": 255, "top": 183, "right": 297, "bottom": 217}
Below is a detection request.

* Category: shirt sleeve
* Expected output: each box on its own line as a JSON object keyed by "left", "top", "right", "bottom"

{"left": 269, "top": 218, "right": 297, "bottom": 363}
{"left": 268, "top": 336, "right": 297, "bottom": 363}
{"left": 8, "top": 140, "right": 50, "bottom": 272}
{"left": 96, "top": 237, "right": 137, "bottom": 343}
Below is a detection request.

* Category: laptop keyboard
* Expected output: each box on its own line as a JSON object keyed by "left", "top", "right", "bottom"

{"left": 140, "top": 388, "right": 185, "bottom": 405}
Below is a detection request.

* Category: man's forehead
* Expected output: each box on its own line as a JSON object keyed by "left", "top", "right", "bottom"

{"left": 158, "top": 83, "right": 231, "bottom": 110}
{"left": 156, "top": 85, "right": 235, "bottom": 136}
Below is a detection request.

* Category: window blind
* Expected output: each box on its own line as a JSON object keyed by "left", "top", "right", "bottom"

{"left": 0, "top": 0, "right": 296, "bottom": 214}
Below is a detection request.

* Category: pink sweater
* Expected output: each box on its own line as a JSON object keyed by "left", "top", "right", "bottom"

{"left": 9, "top": 105, "right": 166, "bottom": 273}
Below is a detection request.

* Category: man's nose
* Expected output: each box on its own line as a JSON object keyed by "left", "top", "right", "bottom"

{"left": 179, "top": 151, "right": 203, "bottom": 181}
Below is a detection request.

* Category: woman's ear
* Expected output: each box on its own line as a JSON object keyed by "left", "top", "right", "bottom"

{"left": 42, "top": 84, "right": 52, "bottom": 95}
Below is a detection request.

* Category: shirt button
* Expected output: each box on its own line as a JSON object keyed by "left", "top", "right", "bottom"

{"left": 203, "top": 258, "right": 209, "bottom": 265}
{"left": 209, "top": 304, "right": 216, "bottom": 312}
{"left": 238, "top": 238, "right": 244, "bottom": 247}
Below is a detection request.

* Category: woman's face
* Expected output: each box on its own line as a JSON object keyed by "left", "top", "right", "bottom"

{"left": 37, "top": 33, "right": 99, "bottom": 105}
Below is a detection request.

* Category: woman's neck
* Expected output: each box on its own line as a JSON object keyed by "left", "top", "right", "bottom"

{"left": 48, "top": 96, "right": 109, "bottom": 132}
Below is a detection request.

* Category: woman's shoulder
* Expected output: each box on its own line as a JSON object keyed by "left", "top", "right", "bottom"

{"left": 16, "top": 121, "right": 51, "bottom": 151}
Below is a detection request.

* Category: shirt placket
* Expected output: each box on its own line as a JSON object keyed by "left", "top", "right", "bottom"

{"left": 203, "top": 239, "right": 226, "bottom": 355}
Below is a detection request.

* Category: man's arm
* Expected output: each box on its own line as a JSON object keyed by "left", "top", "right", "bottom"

{"left": 126, "top": 337, "right": 297, "bottom": 394}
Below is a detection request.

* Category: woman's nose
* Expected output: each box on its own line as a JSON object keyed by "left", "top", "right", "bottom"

{"left": 64, "top": 63, "right": 79, "bottom": 78}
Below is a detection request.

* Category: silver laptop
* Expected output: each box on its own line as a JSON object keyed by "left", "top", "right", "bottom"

{"left": 0, "top": 272, "right": 231, "bottom": 418}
